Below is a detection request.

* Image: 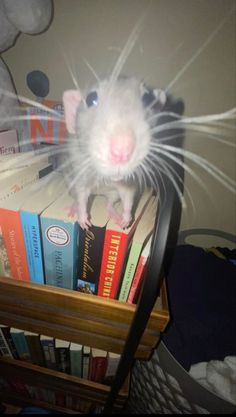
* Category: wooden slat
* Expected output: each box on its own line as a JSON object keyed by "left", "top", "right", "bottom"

{"left": 0, "top": 277, "right": 169, "bottom": 330}
{"left": 0, "top": 357, "right": 129, "bottom": 402}
{"left": 0, "top": 276, "right": 169, "bottom": 358}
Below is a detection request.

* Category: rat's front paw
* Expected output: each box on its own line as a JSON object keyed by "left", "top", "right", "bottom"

{"left": 118, "top": 211, "right": 132, "bottom": 229}
{"left": 64, "top": 202, "right": 79, "bottom": 218}
{"left": 78, "top": 213, "right": 91, "bottom": 230}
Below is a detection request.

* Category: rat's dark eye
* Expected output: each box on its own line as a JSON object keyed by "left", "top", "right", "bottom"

{"left": 142, "top": 89, "right": 156, "bottom": 108}
{"left": 85, "top": 91, "right": 98, "bottom": 107}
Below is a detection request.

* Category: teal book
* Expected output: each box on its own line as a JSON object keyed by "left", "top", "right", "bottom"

{"left": 10, "top": 327, "right": 31, "bottom": 362}
{"left": 40, "top": 190, "right": 80, "bottom": 290}
{"left": 70, "top": 342, "right": 83, "bottom": 378}
{"left": 20, "top": 173, "right": 64, "bottom": 284}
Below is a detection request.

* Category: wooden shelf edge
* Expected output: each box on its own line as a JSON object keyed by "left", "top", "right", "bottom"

{"left": 0, "top": 356, "right": 130, "bottom": 398}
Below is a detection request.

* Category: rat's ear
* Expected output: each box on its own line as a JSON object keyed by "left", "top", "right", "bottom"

{"left": 63, "top": 90, "right": 82, "bottom": 134}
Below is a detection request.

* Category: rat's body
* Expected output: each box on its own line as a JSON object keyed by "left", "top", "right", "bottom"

{"left": 62, "top": 76, "right": 168, "bottom": 229}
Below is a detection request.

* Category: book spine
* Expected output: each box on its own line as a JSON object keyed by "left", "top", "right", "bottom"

{"left": 82, "top": 347, "right": 90, "bottom": 379}
{"left": 10, "top": 330, "right": 31, "bottom": 362}
{"left": 0, "top": 325, "right": 18, "bottom": 358}
{"left": 41, "top": 218, "right": 79, "bottom": 290}
{"left": 77, "top": 224, "right": 106, "bottom": 294}
{"left": 70, "top": 350, "right": 82, "bottom": 378}
{"left": 40, "top": 339, "right": 57, "bottom": 370}
{"left": 55, "top": 346, "right": 71, "bottom": 374}
{"left": 0, "top": 210, "right": 30, "bottom": 281}
{"left": 0, "top": 159, "right": 51, "bottom": 202}
{"left": 25, "top": 335, "right": 45, "bottom": 367}
{"left": 90, "top": 357, "right": 108, "bottom": 383}
{"left": 103, "top": 354, "right": 120, "bottom": 385}
{"left": 118, "top": 242, "right": 142, "bottom": 302}
{"left": 20, "top": 211, "right": 45, "bottom": 284}
{"left": 0, "top": 229, "right": 12, "bottom": 277}
{"left": 97, "top": 231, "right": 129, "bottom": 299}
{"left": 0, "top": 328, "right": 13, "bottom": 357}
{"left": 127, "top": 254, "right": 148, "bottom": 303}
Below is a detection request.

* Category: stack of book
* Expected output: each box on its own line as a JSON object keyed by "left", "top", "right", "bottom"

{"left": 0, "top": 143, "right": 158, "bottom": 302}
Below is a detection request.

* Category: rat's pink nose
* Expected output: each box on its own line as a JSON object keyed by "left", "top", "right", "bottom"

{"left": 109, "top": 130, "right": 135, "bottom": 163}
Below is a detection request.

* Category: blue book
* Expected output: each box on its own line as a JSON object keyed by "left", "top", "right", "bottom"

{"left": 10, "top": 328, "right": 31, "bottom": 362}
{"left": 40, "top": 190, "right": 80, "bottom": 290}
{"left": 40, "top": 334, "right": 57, "bottom": 370}
{"left": 20, "top": 174, "right": 64, "bottom": 284}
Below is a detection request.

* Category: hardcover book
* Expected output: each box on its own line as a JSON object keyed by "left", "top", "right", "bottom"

{"left": 55, "top": 338, "right": 71, "bottom": 374}
{"left": 82, "top": 345, "right": 91, "bottom": 380}
{"left": 39, "top": 334, "right": 57, "bottom": 370}
{"left": 97, "top": 189, "right": 153, "bottom": 299}
{"left": 103, "top": 351, "right": 121, "bottom": 385}
{"left": 20, "top": 173, "right": 64, "bottom": 284}
{"left": 0, "top": 324, "right": 18, "bottom": 359}
{"left": 24, "top": 330, "right": 45, "bottom": 367}
{"left": 9, "top": 328, "right": 31, "bottom": 362}
{"left": 127, "top": 234, "right": 153, "bottom": 304}
{"left": 0, "top": 129, "right": 19, "bottom": 155}
{"left": 77, "top": 195, "right": 110, "bottom": 295}
{"left": 70, "top": 342, "right": 83, "bottom": 378}
{"left": 89, "top": 348, "right": 108, "bottom": 383}
{"left": 0, "top": 326, "right": 13, "bottom": 357}
{"left": 118, "top": 196, "right": 158, "bottom": 302}
{"left": 40, "top": 190, "right": 80, "bottom": 290}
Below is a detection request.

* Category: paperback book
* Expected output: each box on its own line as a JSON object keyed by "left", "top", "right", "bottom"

{"left": 20, "top": 173, "right": 64, "bottom": 284}
{"left": 0, "top": 170, "right": 53, "bottom": 281}
{"left": 127, "top": 234, "right": 153, "bottom": 304}
{"left": 40, "top": 190, "right": 80, "bottom": 290}
{"left": 97, "top": 189, "right": 153, "bottom": 299}
{"left": 0, "top": 153, "right": 52, "bottom": 202}
{"left": 77, "top": 195, "right": 110, "bottom": 295}
{"left": 118, "top": 196, "right": 158, "bottom": 302}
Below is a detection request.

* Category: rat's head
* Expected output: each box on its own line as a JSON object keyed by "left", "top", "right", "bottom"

{"left": 63, "top": 77, "right": 166, "bottom": 182}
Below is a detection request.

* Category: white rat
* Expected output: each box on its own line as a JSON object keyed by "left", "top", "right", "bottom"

{"left": 62, "top": 76, "right": 168, "bottom": 229}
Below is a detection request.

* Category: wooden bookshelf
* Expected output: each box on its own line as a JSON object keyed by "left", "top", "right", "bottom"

{"left": 0, "top": 276, "right": 169, "bottom": 413}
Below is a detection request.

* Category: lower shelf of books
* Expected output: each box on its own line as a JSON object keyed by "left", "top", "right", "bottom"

{"left": 0, "top": 356, "right": 129, "bottom": 413}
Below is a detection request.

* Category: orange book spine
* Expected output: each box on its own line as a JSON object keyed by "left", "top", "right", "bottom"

{"left": 97, "top": 230, "right": 128, "bottom": 299}
{"left": 0, "top": 208, "right": 30, "bottom": 280}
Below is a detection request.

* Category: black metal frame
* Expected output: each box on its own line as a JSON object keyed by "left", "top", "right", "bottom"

{"left": 104, "top": 96, "right": 185, "bottom": 413}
